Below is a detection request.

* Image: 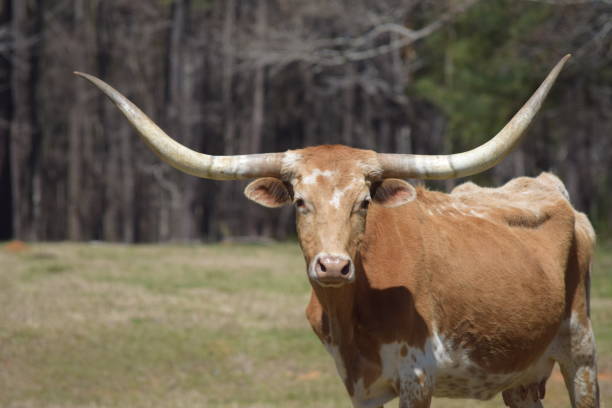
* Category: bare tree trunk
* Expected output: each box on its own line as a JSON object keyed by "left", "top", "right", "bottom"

{"left": 222, "top": 0, "right": 236, "bottom": 156}
{"left": 246, "top": 0, "right": 268, "bottom": 236}
{"left": 164, "top": 0, "right": 197, "bottom": 241}
{"left": 102, "top": 133, "right": 121, "bottom": 241}
{"left": 342, "top": 65, "right": 355, "bottom": 146}
{"left": 119, "top": 123, "right": 135, "bottom": 242}
{"left": 10, "top": 0, "right": 42, "bottom": 241}
{"left": 213, "top": 0, "right": 237, "bottom": 240}
{"left": 302, "top": 66, "right": 316, "bottom": 147}
{"left": 67, "top": 106, "right": 82, "bottom": 240}
{"left": 0, "top": 0, "right": 13, "bottom": 240}
{"left": 68, "top": 0, "right": 87, "bottom": 240}
{"left": 250, "top": 1, "right": 266, "bottom": 154}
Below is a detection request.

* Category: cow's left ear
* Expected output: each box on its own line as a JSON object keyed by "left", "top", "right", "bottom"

{"left": 371, "top": 179, "right": 416, "bottom": 208}
{"left": 244, "top": 177, "right": 292, "bottom": 208}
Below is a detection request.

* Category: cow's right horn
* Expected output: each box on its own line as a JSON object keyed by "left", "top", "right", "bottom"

{"left": 377, "top": 54, "right": 570, "bottom": 180}
{"left": 75, "top": 72, "right": 283, "bottom": 180}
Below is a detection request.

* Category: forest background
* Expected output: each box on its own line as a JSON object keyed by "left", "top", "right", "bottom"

{"left": 1, "top": 0, "right": 610, "bottom": 243}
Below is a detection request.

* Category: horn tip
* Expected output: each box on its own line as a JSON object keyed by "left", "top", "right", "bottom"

{"left": 74, "top": 71, "right": 91, "bottom": 79}
{"left": 551, "top": 54, "right": 572, "bottom": 74}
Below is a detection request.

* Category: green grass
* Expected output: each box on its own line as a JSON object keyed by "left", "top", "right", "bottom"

{"left": 0, "top": 242, "right": 611, "bottom": 407}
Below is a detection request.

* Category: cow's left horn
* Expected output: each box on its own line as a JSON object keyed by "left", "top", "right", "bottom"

{"left": 75, "top": 72, "right": 283, "bottom": 180}
{"left": 377, "top": 54, "right": 570, "bottom": 180}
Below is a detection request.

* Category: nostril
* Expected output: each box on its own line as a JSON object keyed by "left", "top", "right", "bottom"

{"left": 341, "top": 263, "right": 350, "bottom": 276}
{"left": 314, "top": 255, "right": 353, "bottom": 282}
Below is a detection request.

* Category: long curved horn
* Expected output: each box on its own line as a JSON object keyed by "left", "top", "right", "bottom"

{"left": 75, "top": 72, "right": 283, "bottom": 180}
{"left": 377, "top": 54, "right": 570, "bottom": 180}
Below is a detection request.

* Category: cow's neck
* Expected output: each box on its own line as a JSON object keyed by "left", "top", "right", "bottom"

{"left": 312, "top": 283, "right": 357, "bottom": 345}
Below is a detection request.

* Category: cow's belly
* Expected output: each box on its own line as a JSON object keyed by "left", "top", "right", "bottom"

{"left": 429, "top": 332, "right": 556, "bottom": 400}
{"left": 373, "top": 341, "right": 521, "bottom": 401}
{"left": 325, "top": 333, "right": 557, "bottom": 406}
{"left": 432, "top": 354, "right": 555, "bottom": 400}
{"left": 373, "top": 337, "right": 554, "bottom": 403}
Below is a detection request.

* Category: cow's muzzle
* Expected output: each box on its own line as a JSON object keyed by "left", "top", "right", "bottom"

{"left": 309, "top": 253, "right": 355, "bottom": 287}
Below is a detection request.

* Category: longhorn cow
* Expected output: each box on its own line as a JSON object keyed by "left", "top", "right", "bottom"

{"left": 76, "top": 54, "right": 599, "bottom": 408}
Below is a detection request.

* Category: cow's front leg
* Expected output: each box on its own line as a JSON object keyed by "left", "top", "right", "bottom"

{"left": 397, "top": 371, "right": 433, "bottom": 408}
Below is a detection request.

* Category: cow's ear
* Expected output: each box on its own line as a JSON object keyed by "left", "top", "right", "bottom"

{"left": 371, "top": 179, "right": 416, "bottom": 208}
{"left": 244, "top": 177, "right": 292, "bottom": 208}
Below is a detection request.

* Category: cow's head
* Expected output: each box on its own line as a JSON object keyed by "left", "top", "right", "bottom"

{"left": 75, "top": 55, "right": 569, "bottom": 288}
{"left": 244, "top": 145, "right": 416, "bottom": 287}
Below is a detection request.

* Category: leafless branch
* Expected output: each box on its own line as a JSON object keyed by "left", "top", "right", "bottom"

{"left": 237, "top": 0, "right": 479, "bottom": 71}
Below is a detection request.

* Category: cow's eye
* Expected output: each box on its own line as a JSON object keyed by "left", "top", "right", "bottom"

{"left": 295, "top": 198, "right": 305, "bottom": 208}
{"left": 361, "top": 199, "right": 370, "bottom": 210}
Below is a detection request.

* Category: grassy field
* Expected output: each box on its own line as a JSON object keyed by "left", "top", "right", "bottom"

{"left": 0, "top": 241, "right": 611, "bottom": 408}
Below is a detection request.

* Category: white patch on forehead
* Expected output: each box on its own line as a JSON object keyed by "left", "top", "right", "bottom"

{"left": 328, "top": 176, "right": 362, "bottom": 210}
{"left": 329, "top": 188, "right": 346, "bottom": 209}
{"left": 302, "top": 168, "right": 336, "bottom": 185}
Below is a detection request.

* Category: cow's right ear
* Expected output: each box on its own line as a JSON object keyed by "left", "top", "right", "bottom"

{"left": 371, "top": 178, "right": 416, "bottom": 208}
{"left": 244, "top": 177, "right": 292, "bottom": 208}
